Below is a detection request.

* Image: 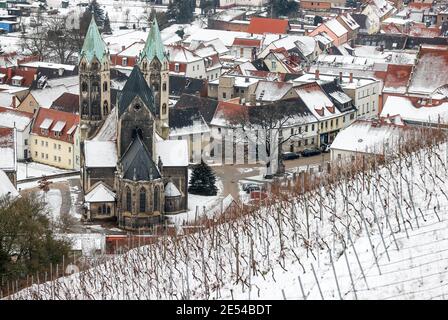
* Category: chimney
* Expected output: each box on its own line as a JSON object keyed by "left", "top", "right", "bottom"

{"left": 315, "top": 69, "right": 320, "bottom": 80}
{"left": 195, "top": 90, "right": 201, "bottom": 97}
{"left": 121, "top": 45, "right": 126, "bottom": 51}
{"left": 339, "top": 71, "right": 342, "bottom": 83}
{"left": 245, "top": 77, "right": 250, "bottom": 83}
{"left": 349, "top": 72, "right": 353, "bottom": 83}
{"left": 12, "top": 96, "right": 16, "bottom": 108}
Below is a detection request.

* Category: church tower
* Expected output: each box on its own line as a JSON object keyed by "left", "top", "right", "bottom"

{"left": 139, "top": 18, "right": 170, "bottom": 139}
{"left": 79, "top": 17, "right": 111, "bottom": 141}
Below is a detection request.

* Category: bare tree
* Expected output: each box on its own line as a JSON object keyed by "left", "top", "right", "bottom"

{"left": 228, "top": 100, "right": 307, "bottom": 177}
{"left": 46, "top": 16, "right": 79, "bottom": 64}
{"left": 20, "top": 9, "right": 48, "bottom": 61}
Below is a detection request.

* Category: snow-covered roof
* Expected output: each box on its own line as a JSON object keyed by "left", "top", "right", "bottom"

{"left": 93, "top": 109, "right": 117, "bottom": 141}
{"left": 381, "top": 96, "right": 448, "bottom": 125}
{"left": 31, "top": 86, "right": 75, "bottom": 108}
{"left": 0, "top": 107, "right": 32, "bottom": 131}
{"left": 51, "top": 120, "right": 66, "bottom": 132}
{"left": 85, "top": 183, "right": 116, "bottom": 203}
{"left": 19, "top": 61, "right": 76, "bottom": 71}
{"left": 84, "top": 141, "right": 117, "bottom": 168}
{"left": 167, "top": 45, "right": 202, "bottom": 63}
{"left": 156, "top": 140, "right": 189, "bottom": 167}
{"left": 255, "top": 81, "right": 294, "bottom": 102}
{"left": 325, "top": 19, "right": 348, "bottom": 38}
{"left": 184, "top": 29, "right": 262, "bottom": 48}
{"left": 329, "top": 91, "right": 352, "bottom": 104}
{"left": 331, "top": 120, "right": 405, "bottom": 155}
{"left": 295, "top": 83, "right": 341, "bottom": 120}
{"left": 39, "top": 118, "right": 53, "bottom": 130}
{"left": 339, "top": 14, "right": 360, "bottom": 31}
{"left": 164, "top": 181, "right": 181, "bottom": 197}
{"left": 0, "top": 169, "right": 18, "bottom": 199}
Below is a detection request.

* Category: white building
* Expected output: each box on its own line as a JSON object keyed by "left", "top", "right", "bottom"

{"left": 0, "top": 107, "right": 33, "bottom": 160}
{"left": 330, "top": 117, "right": 407, "bottom": 162}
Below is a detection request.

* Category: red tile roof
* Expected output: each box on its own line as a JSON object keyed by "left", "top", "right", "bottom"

{"left": 232, "top": 38, "right": 261, "bottom": 47}
{"left": 247, "top": 17, "right": 289, "bottom": 35}
{"left": 383, "top": 64, "right": 413, "bottom": 91}
{"left": 408, "top": 2, "right": 432, "bottom": 9}
{"left": 51, "top": 92, "right": 80, "bottom": 114}
{"left": 31, "top": 108, "right": 79, "bottom": 143}
{"left": 214, "top": 101, "right": 248, "bottom": 124}
{"left": 409, "top": 23, "right": 441, "bottom": 38}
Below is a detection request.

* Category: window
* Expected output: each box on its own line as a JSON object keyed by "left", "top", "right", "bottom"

{"left": 69, "top": 159, "right": 71, "bottom": 165}
{"left": 126, "top": 187, "right": 132, "bottom": 212}
{"left": 175, "top": 63, "right": 179, "bottom": 72}
{"left": 41, "top": 153, "right": 44, "bottom": 158}
{"left": 24, "top": 139, "right": 28, "bottom": 146}
{"left": 193, "top": 66, "right": 195, "bottom": 71}
{"left": 103, "top": 101, "right": 109, "bottom": 115}
{"left": 305, "top": 125, "right": 308, "bottom": 132}
{"left": 305, "top": 139, "right": 308, "bottom": 146}
{"left": 35, "top": 151, "right": 38, "bottom": 157}
{"left": 54, "top": 143, "right": 56, "bottom": 149}
{"left": 271, "top": 61, "right": 277, "bottom": 69}
{"left": 153, "top": 186, "right": 160, "bottom": 212}
{"left": 54, "top": 156, "right": 57, "bottom": 161}
{"left": 162, "top": 83, "right": 167, "bottom": 91}
{"left": 139, "top": 188, "right": 146, "bottom": 213}
{"left": 58, "top": 156, "right": 61, "bottom": 162}
{"left": 336, "top": 118, "right": 339, "bottom": 126}
{"left": 46, "top": 154, "right": 48, "bottom": 159}
{"left": 58, "top": 145, "right": 61, "bottom": 150}
{"left": 122, "top": 57, "right": 128, "bottom": 67}
{"left": 45, "top": 141, "right": 48, "bottom": 147}
{"left": 223, "top": 92, "right": 227, "bottom": 99}
{"left": 34, "top": 139, "right": 37, "bottom": 145}
{"left": 69, "top": 147, "right": 72, "bottom": 153}
{"left": 81, "top": 82, "right": 88, "bottom": 93}
{"left": 162, "top": 103, "right": 167, "bottom": 115}
{"left": 103, "top": 82, "right": 108, "bottom": 91}
{"left": 312, "top": 124, "right": 315, "bottom": 131}
{"left": 372, "top": 101, "right": 375, "bottom": 111}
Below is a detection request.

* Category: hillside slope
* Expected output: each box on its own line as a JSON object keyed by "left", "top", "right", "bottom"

{"left": 11, "top": 141, "right": 448, "bottom": 300}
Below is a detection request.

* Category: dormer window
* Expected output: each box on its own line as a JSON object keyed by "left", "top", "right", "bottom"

{"left": 11, "top": 76, "right": 23, "bottom": 86}
{"left": 134, "top": 104, "right": 141, "bottom": 111}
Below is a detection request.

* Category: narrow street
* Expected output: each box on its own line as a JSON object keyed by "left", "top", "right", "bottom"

{"left": 213, "top": 153, "right": 331, "bottom": 201}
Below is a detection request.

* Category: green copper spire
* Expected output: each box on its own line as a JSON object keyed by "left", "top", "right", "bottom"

{"left": 140, "top": 18, "right": 167, "bottom": 63}
{"left": 80, "top": 17, "right": 108, "bottom": 63}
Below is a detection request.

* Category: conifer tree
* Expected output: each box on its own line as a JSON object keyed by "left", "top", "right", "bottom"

{"left": 188, "top": 160, "right": 218, "bottom": 196}
{"left": 103, "top": 12, "right": 112, "bottom": 34}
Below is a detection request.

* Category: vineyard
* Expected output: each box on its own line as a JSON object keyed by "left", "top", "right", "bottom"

{"left": 9, "top": 128, "right": 448, "bottom": 300}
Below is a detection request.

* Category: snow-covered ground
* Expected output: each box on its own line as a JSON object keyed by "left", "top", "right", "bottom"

{"left": 10, "top": 140, "right": 448, "bottom": 300}
{"left": 38, "top": 189, "right": 62, "bottom": 221}
{"left": 17, "top": 162, "right": 73, "bottom": 181}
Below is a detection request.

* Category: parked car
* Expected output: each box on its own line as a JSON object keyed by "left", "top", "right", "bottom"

{"left": 242, "top": 183, "right": 262, "bottom": 193}
{"left": 301, "top": 148, "right": 322, "bottom": 157}
{"left": 320, "top": 143, "right": 331, "bottom": 153}
{"left": 281, "top": 152, "right": 300, "bottom": 160}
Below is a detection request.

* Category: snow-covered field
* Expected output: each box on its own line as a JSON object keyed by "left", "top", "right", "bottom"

{"left": 10, "top": 139, "right": 448, "bottom": 300}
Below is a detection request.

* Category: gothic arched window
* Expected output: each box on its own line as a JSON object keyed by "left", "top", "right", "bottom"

{"left": 153, "top": 186, "right": 160, "bottom": 212}
{"left": 103, "top": 101, "right": 109, "bottom": 115}
{"left": 162, "top": 103, "right": 167, "bottom": 115}
{"left": 162, "top": 82, "right": 167, "bottom": 92}
{"left": 132, "top": 127, "right": 143, "bottom": 140}
{"left": 92, "top": 82, "right": 99, "bottom": 92}
{"left": 139, "top": 188, "right": 146, "bottom": 213}
{"left": 126, "top": 187, "right": 132, "bottom": 212}
{"left": 91, "top": 62, "right": 99, "bottom": 71}
{"left": 103, "top": 81, "right": 108, "bottom": 91}
{"left": 81, "top": 82, "right": 88, "bottom": 93}
{"left": 81, "top": 62, "right": 86, "bottom": 71}
{"left": 142, "top": 62, "right": 147, "bottom": 70}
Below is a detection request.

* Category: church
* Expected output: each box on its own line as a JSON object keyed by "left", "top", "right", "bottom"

{"left": 79, "top": 18, "right": 189, "bottom": 230}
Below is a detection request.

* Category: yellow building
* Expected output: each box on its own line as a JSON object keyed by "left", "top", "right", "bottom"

{"left": 30, "top": 107, "right": 80, "bottom": 170}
